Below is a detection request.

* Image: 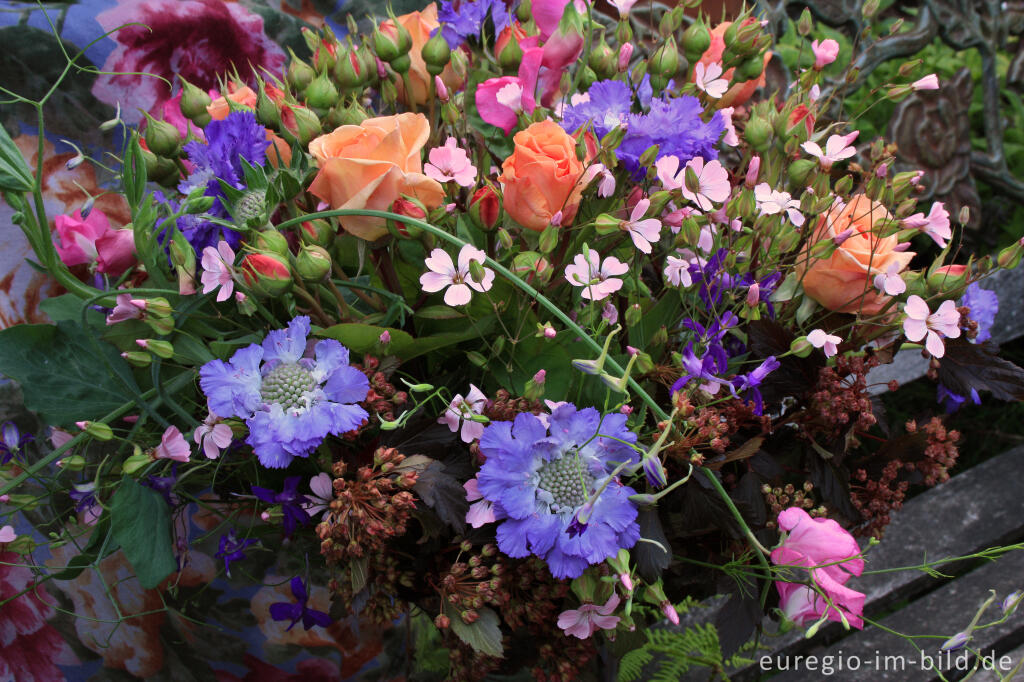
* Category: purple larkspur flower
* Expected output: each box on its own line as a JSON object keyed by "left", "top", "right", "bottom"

{"left": 961, "top": 283, "right": 998, "bottom": 343}
{"left": 143, "top": 463, "right": 179, "bottom": 505}
{"left": 937, "top": 384, "right": 981, "bottom": 413}
{"left": 438, "top": 0, "right": 512, "bottom": 48}
{"left": 730, "top": 356, "right": 780, "bottom": 416}
{"left": 252, "top": 476, "right": 312, "bottom": 538}
{"left": 199, "top": 316, "right": 369, "bottom": 468}
{"left": 476, "top": 404, "right": 641, "bottom": 579}
{"left": 0, "top": 422, "right": 31, "bottom": 465}
{"left": 215, "top": 529, "right": 258, "bottom": 577}
{"left": 269, "top": 576, "right": 332, "bottom": 631}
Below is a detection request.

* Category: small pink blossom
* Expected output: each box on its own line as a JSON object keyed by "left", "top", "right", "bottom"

{"left": 557, "top": 593, "right": 621, "bottom": 639}
{"left": 434, "top": 75, "right": 449, "bottom": 102}
{"left": 720, "top": 106, "right": 739, "bottom": 146}
{"left": 201, "top": 240, "right": 236, "bottom": 302}
{"left": 464, "top": 477, "right": 496, "bottom": 528}
{"left": 602, "top": 302, "right": 618, "bottom": 325}
{"left": 54, "top": 209, "right": 110, "bottom": 267}
{"left": 901, "top": 201, "right": 951, "bottom": 248}
{"left": 807, "top": 329, "right": 841, "bottom": 358}
{"left": 622, "top": 198, "right": 662, "bottom": 254}
{"left": 303, "top": 472, "right": 333, "bottom": 520}
{"left": 801, "top": 131, "right": 859, "bottom": 171}
{"left": 754, "top": 183, "right": 804, "bottom": 226}
{"left": 106, "top": 293, "right": 146, "bottom": 325}
{"left": 811, "top": 39, "right": 840, "bottom": 69}
{"left": 664, "top": 255, "right": 693, "bottom": 287}
{"left": 745, "top": 155, "right": 761, "bottom": 188}
{"left": 617, "top": 42, "right": 633, "bottom": 72}
{"left": 873, "top": 262, "right": 907, "bottom": 296}
{"left": 0, "top": 525, "right": 15, "bottom": 543}
{"left": 193, "top": 411, "right": 232, "bottom": 459}
{"left": 420, "top": 245, "right": 495, "bottom": 306}
{"left": 154, "top": 425, "right": 190, "bottom": 463}
{"left": 657, "top": 156, "right": 730, "bottom": 211}
{"left": 608, "top": 0, "right": 638, "bottom": 16}
{"left": 439, "top": 384, "right": 488, "bottom": 443}
{"left": 425, "top": 137, "right": 478, "bottom": 187}
{"left": 694, "top": 62, "right": 729, "bottom": 99}
{"left": 583, "top": 163, "right": 616, "bottom": 197}
{"left": 565, "top": 250, "right": 628, "bottom": 301}
{"left": 912, "top": 74, "right": 939, "bottom": 90}
{"left": 903, "top": 296, "right": 960, "bottom": 358}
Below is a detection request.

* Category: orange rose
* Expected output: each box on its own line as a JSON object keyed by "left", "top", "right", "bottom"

{"left": 498, "top": 121, "right": 588, "bottom": 232}
{"left": 382, "top": 4, "right": 464, "bottom": 106}
{"left": 207, "top": 85, "right": 293, "bottom": 167}
{"left": 697, "top": 21, "right": 771, "bottom": 108}
{"left": 800, "top": 195, "right": 915, "bottom": 315}
{"left": 307, "top": 113, "right": 444, "bottom": 241}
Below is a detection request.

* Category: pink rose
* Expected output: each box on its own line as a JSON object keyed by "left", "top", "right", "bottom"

{"left": 54, "top": 209, "right": 111, "bottom": 267}
{"left": 771, "top": 507, "right": 865, "bottom": 629}
{"left": 92, "top": 0, "right": 285, "bottom": 125}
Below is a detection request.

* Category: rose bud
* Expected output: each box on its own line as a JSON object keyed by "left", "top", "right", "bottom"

{"left": 468, "top": 185, "right": 502, "bottom": 232}
{"left": 241, "top": 252, "right": 293, "bottom": 297}
{"left": 295, "top": 244, "right": 332, "bottom": 282}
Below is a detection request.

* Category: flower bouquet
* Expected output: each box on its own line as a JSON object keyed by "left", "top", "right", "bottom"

{"left": 1, "top": 0, "right": 1023, "bottom": 679}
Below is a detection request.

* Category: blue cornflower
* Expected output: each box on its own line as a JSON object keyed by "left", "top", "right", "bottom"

{"left": 199, "top": 316, "right": 369, "bottom": 468}
{"left": 269, "top": 576, "right": 332, "bottom": 631}
{"left": 476, "top": 404, "right": 641, "bottom": 579}
{"left": 176, "top": 111, "right": 269, "bottom": 255}
{"left": 0, "top": 422, "right": 31, "bottom": 465}
{"left": 252, "top": 477, "right": 312, "bottom": 538}
{"left": 438, "top": 0, "right": 512, "bottom": 48}
{"left": 216, "top": 529, "right": 258, "bottom": 577}
{"left": 961, "top": 283, "right": 998, "bottom": 343}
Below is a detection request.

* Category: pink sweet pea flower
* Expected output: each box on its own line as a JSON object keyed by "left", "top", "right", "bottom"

{"left": 694, "top": 62, "right": 729, "bottom": 99}
{"left": 475, "top": 48, "right": 542, "bottom": 134}
{"left": 303, "top": 472, "right": 333, "bottom": 520}
{"left": 201, "top": 240, "right": 236, "bottom": 302}
{"left": 771, "top": 507, "right": 865, "bottom": 630}
{"left": 557, "top": 594, "right": 621, "bottom": 639}
{"left": 811, "top": 39, "right": 840, "bottom": 69}
{"left": 425, "top": 137, "right": 478, "bottom": 187}
{"left": 565, "top": 250, "right": 629, "bottom": 301}
{"left": 622, "top": 198, "right": 662, "bottom": 254}
{"left": 912, "top": 74, "right": 939, "bottom": 90}
{"left": 807, "top": 329, "right": 841, "bottom": 358}
{"left": 0, "top": 525, "right": 15, "bottom": 543}
{"left": 95, "top": 228, "right": 137, "bottom": 276}
{"left": 464, "top": 477, "right": 496, "bottom": 528}
{"left": 154, "top": 425, "right": 190, "bottom": 463}
{"left": 656, "top": 156, "right": 730, "bottom": 211}
{"left": 439, "top": 384, "right": 488, "bottom": 443}
{"left": 754, "top": 183, "right": 804, "bottom": 226}
{"left": 903, "top": 295, "right": 961, "bottom": 358}
{"left": 54, "top": 209, "right": 112, "bottom": 267}
{"left": 901, "top": 201, "right": 951, "bottom": 248}
{"left": 420, "top": 245, "right": 495, "bottom": 306}
{"left": 106, "top": 293, "right": 146, "bottom": 325}
{"left": 533, "top": 0, "right": 585, "bottom": 41}
{"left": 873, "top": 262, "right": 907, "bottom": 296}
{"left": 801, "top": 131, "right": 859, "bottom": 171}
{"left": 193, "top": 410, "right": 232, "bottom": 459}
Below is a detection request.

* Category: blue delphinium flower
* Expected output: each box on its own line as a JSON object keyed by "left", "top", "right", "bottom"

{"left": 177, "top": 111, "right": 269, "bottom": 255}
{"left": 216, "top": 529, "right": 258, "bottom": 577}
{"left": 476, "top": 404, "right": 641, "bottom": 579}
{"left": 438, "top": 0, "right": 512, "bottom": 49}
{"left": 252, "top": 477, "right": 312, "bottom": 538}
{"left": 961, "top": 283, "right": 998, "bottom": 343}
{"left": 269, "top": 576, "right": 332, "bottom": 631}
{"left": 199, "top": 316, "right": 369, "bottom": 468}
{"left": 0, "top": 422, "right": 31, "bottom": 465}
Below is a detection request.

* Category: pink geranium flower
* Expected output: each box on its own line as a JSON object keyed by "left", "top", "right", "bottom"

{"left": 557, "top": 594, "right": 621, "bottom": 639}
{"left": 754, "top": 183, "right": 805, "bottom": 226}
{"left": 303, "top": 472, "right": 334, "bottom": 520}
{"left": 720, "top": 106, "right": 740, "bottom": 146}
{"left": 801, "top": 131, "right": 859, "bottom": 171}
{"left": 106, "top": 293, "right": 146, "bottom": 325}
{"left": 201, "top": 240, "right": 236, "bottom": 302}
{"left": 464, "top": 477, "right": 496, "bottom": 528}
{"left": 193, "top": 410, "right": 232, "bottom": 459}
{"left": 565, "top": 250, "right": 628, "bottom": 301}
{"left": 901, "top": 201, "right": 951, "bottom": 248}
{"left": 420, "top": 245, "right": 495, "bottom": 306}
{"left": 694, "top": 62, "right": 729, "bottom": 99}
{"left": 425, "top": 137, "right": 477, "bottom": 187}
{"left": 583, "top": 163, "right": 616, "bottom": 197}
{"left": 807, "top": 329, "right": 841, "bottom": 358}
{"left": 903, "top": 295, "right": 961, "bottom": 358}
{"left": 622, "top": 198, "right": 662, "bottom": 254}
{"left": 873, "top": 262, "right": 907, "bottom": 296}
{"left": 439, "top": 384, "right": 488, "bottom": 443}
{"left": 771, "top": 507, "right": 865, "bottom": 630}
{"left": 664, "top": 254, "right": 694, "bottom": 288}
{"left": 657, "top": 156, "right": 730, "bottom": 211}
{"left": 811, "top": 39, "right": 840, "bottom": 69}
{"left": 154, "top": 425, "right": 190, "bottom": 463}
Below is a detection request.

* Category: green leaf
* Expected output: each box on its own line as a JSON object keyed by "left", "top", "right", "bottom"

{"left": 416, "top": 305, "right": 466, "bottom": 320}
{"left": 39, "top": 294, "right": 103, "bottom": 326}
{"left": 0, "top": 121, "right": 32, "bottom": 192}
{"left": 317, "top": 323, "right": 415, "bottom": 356}
{"left": 444, "top": 605, "right": 504, "bottom": 658}
{"left": 109, "top": 476, "right": 177, "bottom": 589}
{"left": 0, "top": 321, "right": 140, "bottom": 426}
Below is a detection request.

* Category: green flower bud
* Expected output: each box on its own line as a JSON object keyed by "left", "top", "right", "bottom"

{"left": 334, "top": 50, "right": 363, "bottom": 90}
{"left": 423, "top": 31, "right": 452, "bottom": 76}
{"left": 136, "top": 338, "right": 175, "bottom": 359}
{"left": 745, "top": 117, "right": 773, "bottom": 152}
{"left": 625, "top": 303, "right": 642, "bottom": 327}
{"left": 143, "top": 113, "right": 181, "bottom": 157}
{"left": 179, "top": 77, "right": 212, "bottom": 126}
{"left": 169, "top": 231, "right": 196, "bottom": 271}
{"left": 651, "top": 37, "right": 680, "bottom": 81}
{"left": 588, "top": 37, "right": 616, "bottom": 80}
{"left": 253, "top": 229, "right": 290, "bottom": 257}
{"left": 58, "top": 455, "right": 87, "bottom": 471}
{"left": 578, "top": 64, "right": 598, "bottom": 90}
{"left": 304, "top": 71, "right": 340, "bottom": 111}
{"left": 286, "top": 48, "right": 316, "bottom": 92}
{"left": 241, "top": 252, "right": 294, "bottom": 297}
{"left": 735, "top": 55, "right": 765, "bottom": 82}
{"left": 145, "top": 315, "right": 174, "bottom": 336}
{"left": 998, "top": 241, "right": 1024, "bottom": 269}
{"left": 122, "top": 450, "right": 150, "bottom": 475}
{"left": 373, "top": 25, "right": 404, "bottom": 63}
{"left": 296, "top": 244, "right": 332, "bottom": 282}
{"left": 466, "top": 351, "right": 488, "bottom": 368}
{"left": 235, "top": 189, "right": 269, "bottom": 228}
{"left": 682, "top": 20, "right": 711, "bottom": 63}
{"left": 595, "top": 213, "right": 620, "bottom": 234}
{"left": 638, "top": 144, "right": 660, "bottom": 169}
{"left": 76, "top": 420, "right": 113, "bottom": 441}
{"left": 291, "top": 105, "right": 322, "bottom": 146}
{"left": 797, "top": 8, "right": 813, "bottom": 36}
{"left": 300, "top": 218, "right": 335, "bottom": 246}
{"left": 538, "top": 224, "right": 559, "bottom": 254}
{"left": 497, "top": 228, "right": 514, "bottom": 250}
{"left": 389, "top": 53, "right": 412, "bottom": 75}
{"left": 183, "top": 193, "right": 216, "bottom": 214}
{"left": 834, "top": 175, "right": 854, "bottom": 196}
{"left": 516, "top": 0, "right": 531, "bottom": 23}
{"left": 788, "top": 158, "right": 817, "bottom": 187}
{"left": 790, "top": 336, "right": 813, "bottom": 357}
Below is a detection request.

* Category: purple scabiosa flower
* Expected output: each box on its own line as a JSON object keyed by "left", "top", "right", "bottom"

{"left": 176, "top": 111, "right": 269, "bottom": 255}
{"left": 0, "top": 422, "right": 31, "bottom": 465}
{"left": 438, "top": 0, "right": 511, "bottom": 48}
{"left": 269, "top": 576, "right": 332, "bottom": 631}
{"left": 960, "top": 283, "right": 998, "bottom": 343}
{"left": 199, "top": 316, "right": 369, "bottom": 468}
{"left": 252, "top": 477, "right": 312, "bottom": 538}
{"left": 215, "top": 529, "right": 258, "bottom": 577}
{"left": 476, "top": 404, "right": 641, "bottom": 579}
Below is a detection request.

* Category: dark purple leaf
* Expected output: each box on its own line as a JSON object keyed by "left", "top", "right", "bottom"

{"left": 937, "top": 340, "right": 1024, "bottom": 401}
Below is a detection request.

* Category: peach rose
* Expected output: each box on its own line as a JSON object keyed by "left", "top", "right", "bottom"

{"left": 497, "top": 120, "right": 588, "bottom": 232}
{"left": 207, "top": 85, "right": 293, "bottom": 167}
{"left": 308, "top": 113, "right": 445, "bottom": 241}
{"left": 697, "top": 21, "right": 771, "bottom": 108}
{"left": 382, "top": 4, "right": 464, "bottom": 106}
{"left": 800, "top": 195, "right": 915, "bottom": 315}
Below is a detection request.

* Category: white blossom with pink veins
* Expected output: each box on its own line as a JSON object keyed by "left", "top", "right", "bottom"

{"left": 754, "top": 183, "right": 805, "bottom": 227}
{"left": 420, "top": 245, "right": 495, "bottom": 306}
{"left": 565, "top": 250, "right": 629, "bottom": 300}
{"left": 439, "top": 384, "right": 488, "bottom": 443}
{"left": 200, "top": 240, "right": 235, "bottom": 302}
{"left": 424, "top": 137, "right": 478, "bottom": 187}
{"left": 903, "top": 295, "right": 961, "bottom": 358}
{"left": 801, "top": 131, "right": 859, "bottom": 171}
{"left": 694, "top": 62, "right": 730, "bottom": 99}
{"left": 622, "top": 198, "right": 662, "bottom": 253}
{"left": 656, "top": 156, "right": 731, "bottom": 211}
{"left": 193, "top": 410, "right": 232, "bottom": 459}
